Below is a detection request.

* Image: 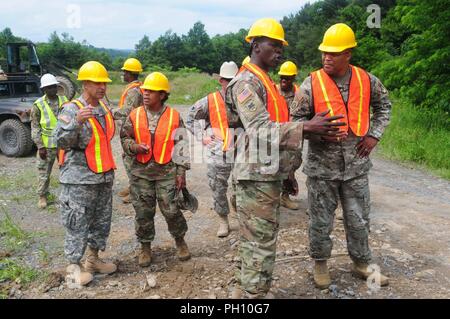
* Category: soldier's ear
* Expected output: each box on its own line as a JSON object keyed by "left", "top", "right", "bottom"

{"left": 346, "top": 50, "right": 352, "bottom": 62}
{"left": 252, "top": 40, "right": 260, "bottom": 54}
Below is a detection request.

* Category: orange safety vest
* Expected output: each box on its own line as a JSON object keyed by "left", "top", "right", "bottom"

{"left": 119, "top": 81, "right": 143, "bottom": 108}
{"left": 58, "top": 100, "right": 116, "bottom": 173}
{"left": 130, "top": 106, "right": 180, "bottom": 164}
{"left": 207, "top": 91, "right": 231, "bottom": 151}
{"left": 311, "top": 65, "right": 371, "bottom": 136}
{"left": 243, "top": 63, "right": 289, "bottom": 123}
{"left": 276, "top": 83, "right": 299, "bottom": 94}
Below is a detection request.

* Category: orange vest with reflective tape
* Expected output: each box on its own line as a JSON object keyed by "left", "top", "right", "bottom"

{"left": 311, "top": 65, "right": 371, "bottom": 136}
{"left": 58, "top": 100, "right": 116, "bottom": 173}
{"left": 119, "top": 81, "right": 143, "bottom": 108}
{"left": 243, "top": 63, "right": 289, "bottom": 123}
{"left": 130, "top": 106, "right": 180, "bottom": 164}
{"left": 207, "top": 91, "right": 231, "bottom": 151}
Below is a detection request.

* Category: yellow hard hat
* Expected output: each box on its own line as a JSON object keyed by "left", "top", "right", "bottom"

{"left": 141, "top": 72, "right": 170, "bottom": 93}
{"left": 278, "top": 61, "right": 298, "bottom": 76}
{"left": 77, "top": 61, "right": 112, "bottom": 83}
{"left": 245, "top": 18, "right": 288, "bottom": 46}
{"left": 318, "top": 23, "right": 357, "bottom": 52}
{"left": 121, "top": 58, "right": 143, "bottom": 73}
{"left": 242, "top": 56, "right": 250, "bottom": 66}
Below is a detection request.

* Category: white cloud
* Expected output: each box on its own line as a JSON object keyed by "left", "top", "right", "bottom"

{"left": 0, "top": 0, "right": 313, "bottom": 49}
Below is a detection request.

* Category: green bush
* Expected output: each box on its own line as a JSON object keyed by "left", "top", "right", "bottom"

{"left": 379, "top": 99, "right": 450, "bottom": 179}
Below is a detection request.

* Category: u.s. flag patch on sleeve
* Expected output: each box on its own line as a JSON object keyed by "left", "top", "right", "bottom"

{"left": 237, "top": 88, "right": 253, "bottom": 104}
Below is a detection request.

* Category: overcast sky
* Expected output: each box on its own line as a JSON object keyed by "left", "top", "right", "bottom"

{"left": 1, "top": 0, "right": 313, "bottom": 50}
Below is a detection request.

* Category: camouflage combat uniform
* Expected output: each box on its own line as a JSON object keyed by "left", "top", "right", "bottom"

{"left": 113, "top": 80, "right": 143, "bottom": 179}
{"left": 225, "top": 69, "right": 304, "bottom": 295}
{"left": 278, "top": 86, "right": 296, "bottom": 107}
{"left": 55, "top": 96, "right": 115, "bottom": 264}
{"left": 31, "top": 95, "right": 67, "bottom": 197}
{"left": 186, "top": 92, "right": 234, "bottom": 217}
{"left": 121, "top": 105, "right": 190, "bottom": 243}
{"left": 291, "top": 67, "right": 391, "bottom": 263}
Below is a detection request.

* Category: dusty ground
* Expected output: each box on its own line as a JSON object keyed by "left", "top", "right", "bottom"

{"left": 0, "top": 105, "right": 449, "bottom": 299}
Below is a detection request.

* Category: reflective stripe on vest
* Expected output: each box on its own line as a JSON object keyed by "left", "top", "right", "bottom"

{"left": 243, "top": 63, "right": 289, "bottom": 123}
{"left": 311, "top": 65, "right": 371, "bottom": 136}
{"left": 119, "top": 82, "right": 143, "bottom": 108}
{"left": 58, "top": 100, "right": 116, "bottom": 173}
{"left": 130, "top": 106, "right": 180, "bottom": 164}
{"left": 35, "top": 95, "right": 68, "bottom": 148}
{"left": 207, "top": 91, "right": 231, "bottom": 152}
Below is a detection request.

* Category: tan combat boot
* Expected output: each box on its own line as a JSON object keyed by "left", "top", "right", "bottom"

{"left": 231, "top": 286, "right": 274, "bottom": 299}
{"left": 280, "top": 193, "right": 300, "bottom": 210}
{"left": 138, "top": 242, "right": 152, "bottom": 267}
{"left": 175, "top": 237, "right": 191, "bottom": 261}
{"left": 65, "top": 264, "right": 93, "bottom": 287}
{"left": 216, "top": 215, "right": 230, "bottom": 238}
{"left": 84, "top": 246, "right": 117, "bottom": 274}
{"left": 118, "top": 186, "right": 130, "bottom": 197}
{"left": 313, "top": 260, "right": 331, "bottom": 289}
{"left": 352, "top": 262, "right": 389, "bottom": 286}
{"left": 246, "top": 291, "right": 275, "bottom": 299}
{"left": 38, "top": 196, "right": 47, "bottom": 209}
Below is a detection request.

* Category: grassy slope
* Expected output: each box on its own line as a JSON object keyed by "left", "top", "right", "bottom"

{"left": 379, "top": 98, "right": 450, "bottom": 180}
{"left": 104, "top": 70, "right": 218, "bottom": 106}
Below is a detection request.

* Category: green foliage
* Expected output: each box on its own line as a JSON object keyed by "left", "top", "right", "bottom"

{"left": 0, "top": 27, "right": 26, "bottom": 70}
{"left": 105, "top": 68, "right": 215, "bottom": 103}
{"left": 36, "top": 32, "right": 113, "bottom": 69}
{"left": 372, "top": 0, "right": 450, "bottom": 112}
{"left": 0, "top": 258, "right": 40, "bottom": 285}
{"left": 379, "top": 99, "right": 450, "bottom": 179}
{"left": 211, "top": 29, "right": 249, "bottom": 70}
{"left": 0, "top": 167, "right": 36, "bottom": 202}
{"left": 167, "top": 72, "right": 218, "bottom": 105}
{"left": 0, "top": 210, "right": 32, "bottom": 252}
{"left": 135, "top": 22, "right": 249, "bottom": 74}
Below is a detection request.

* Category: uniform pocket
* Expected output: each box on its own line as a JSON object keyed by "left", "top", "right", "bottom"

{"left": 60, "top": 199, "right": 87, "bottom": 231}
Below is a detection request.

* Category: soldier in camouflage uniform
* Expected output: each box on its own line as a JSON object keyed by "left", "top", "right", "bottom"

{"left": 55, "top": 61, "right": 117, "bottom": 287}
{"left": 121, "top": 72, "right": 191, "bottom": 267}
{"left": 226, "top": 18, "right": 346, "bottom": 299}
{"left": 187, "top": 61, "right": 238, "bottom": 238}
{"left": 31, "top": 74, "right": 68, "bottom": 209}
{"left": 113, "top": 58, "right": 144, "bottom": 204}
{"left": 277, "top": 61, "right": 302, "bottom": 210}
{"left": 290, "top": 23, "right": 391, "bottom": 289}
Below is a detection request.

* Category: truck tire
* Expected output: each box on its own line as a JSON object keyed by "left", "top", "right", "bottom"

{"left": 0, "top": 119, "right": 33, "bottom": 157}
{"left": 56, "top": 76, "right": 76, "bottom": 100}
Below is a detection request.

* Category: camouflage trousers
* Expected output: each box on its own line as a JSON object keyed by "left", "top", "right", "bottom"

{"left": 130, "top": 176, "right": 188, "bottom": 243}
{"left": 59, "top": 182, "right": 113, "bottom": 264}
{"left": 281, "top": 149, "right": 302, "bottom": 195}
{"left": 36, "top": 148, "right": 57, "bottom": 196}
{"left": 207, "top": 161, "right": 233, "bottom": 216}
{"left": 235, "top": 180, "right": 281, "bottom": 295}
{"left": 307, "top": 174, "right": 372, "bottom": 263}
{"left": 122, "top": 152, "right": 133, "bottom": 181}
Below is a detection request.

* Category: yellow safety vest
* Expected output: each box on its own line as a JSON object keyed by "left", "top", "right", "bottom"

{"left": 34, "top": 95, "right": 68, "bottom": 148}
